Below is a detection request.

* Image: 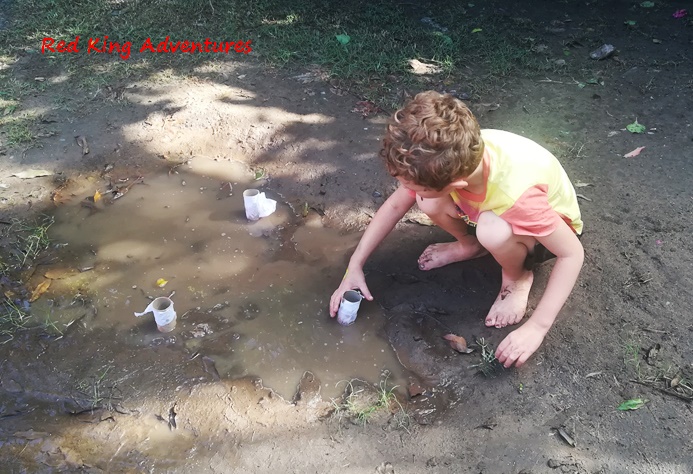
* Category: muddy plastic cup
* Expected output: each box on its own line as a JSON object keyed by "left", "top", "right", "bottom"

{"left": 243, "top": 189, "right": 261, "bottom": 221}
{"left": 337, "top": 290, "right": 363, "bottom": 326}
{"left": 151, "top": 297, "right": 177, "bottom": 333}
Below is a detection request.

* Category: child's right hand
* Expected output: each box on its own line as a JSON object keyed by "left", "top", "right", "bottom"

{"left": 329, "top": 267, "right": 373, "bottom": 317}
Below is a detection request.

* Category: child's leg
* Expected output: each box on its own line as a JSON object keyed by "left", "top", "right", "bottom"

{"left": 415, "top": 195, "right": 488, "bottom": 270}
{"left": 476, "top": 211, "right": 535, "bottom": 328}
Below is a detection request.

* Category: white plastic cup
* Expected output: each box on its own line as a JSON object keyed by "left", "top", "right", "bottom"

{"left": 337, "top": 290, "right": 363, "bottom": 326}
{"left": 151, "top": 297, "right": 177, "bottom": 333}
{"left": 243, "top": 189, "right": 261, "bottom": 221}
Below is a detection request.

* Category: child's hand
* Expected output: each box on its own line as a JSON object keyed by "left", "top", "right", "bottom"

{"left": 495, "top": 321, "right": 548, "bottom": 368}
{"left": 329, "top": 267, "right": 373, "bottom": 317}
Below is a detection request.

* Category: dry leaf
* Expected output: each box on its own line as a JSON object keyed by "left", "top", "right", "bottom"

{"left": 351, "top": 100, "right": 382, "bottom": 118}
{"left": 12, "top": 169, "right": 53, "bottom": 179}
{"left": 576, "top": 193, "right": 592, "bottom": 202}
{"left": 75, "top": 135, "right": 90, "bottom": 155}
{"left": 443, "top": 333, "right": 474, "bottom": 353}
{"left": 624, "top": 146, "right": 645, "bottom": 158}
{"left": 574, "top": 181, "right": 593, "bottom": 188}
{"left": 30, "top": 280, "right": 51, "bottom": 302}
{"left": 93, "top": 190, "right": 102, "bottom": 202}
{"left": 156, "top": 278, "right": 168, "bottom": 287}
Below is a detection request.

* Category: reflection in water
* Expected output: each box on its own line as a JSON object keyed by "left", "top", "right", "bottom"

{"left": 47, "top": 158, "right": 406, "bottom": 399}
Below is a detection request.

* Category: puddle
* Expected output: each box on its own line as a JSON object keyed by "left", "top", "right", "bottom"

{"left": 43, "top": 158, "right": 407, "bottom": 399}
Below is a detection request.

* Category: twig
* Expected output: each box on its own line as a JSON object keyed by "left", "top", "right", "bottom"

{"left": 631, "top": 380, "right": 693, "bottom": 403}
{"left": 537, "top": 77, "right": 564, "bottom": 84}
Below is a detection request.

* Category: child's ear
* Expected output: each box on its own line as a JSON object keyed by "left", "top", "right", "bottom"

{"left": 449, "top": 177, "right": 469, "bottom": 188}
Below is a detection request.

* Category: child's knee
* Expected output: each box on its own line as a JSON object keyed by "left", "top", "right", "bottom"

{"left": 476, "top": 212, "right": 512, "bottom": 249}
{"left": 476, "top": 211, "right": 533, "bottom": 251}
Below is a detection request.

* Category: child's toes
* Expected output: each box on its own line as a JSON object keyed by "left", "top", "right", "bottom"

{"left": 485, "top": 314, "right": 497, "bottom": 327}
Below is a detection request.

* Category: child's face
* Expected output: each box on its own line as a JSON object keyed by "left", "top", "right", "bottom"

{"left": 396, "top": 176, "right": 464, "bottom": 198}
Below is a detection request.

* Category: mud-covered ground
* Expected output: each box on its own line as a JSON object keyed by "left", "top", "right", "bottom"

{"left": 1, "top": 0, "right": 693, "bottom": 473}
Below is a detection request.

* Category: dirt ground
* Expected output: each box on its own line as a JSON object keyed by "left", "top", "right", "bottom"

{"left": 1, "top": 1, "right": 693, "bottom": 473}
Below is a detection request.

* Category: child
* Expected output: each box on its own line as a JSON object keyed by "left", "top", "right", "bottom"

{"left": 329, "top": 91, "right": 584, "bottom": 368}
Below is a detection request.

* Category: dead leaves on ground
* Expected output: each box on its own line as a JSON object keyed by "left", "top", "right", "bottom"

{"left": 351, "top": 100, "right": 382, "bottom": 118}
{"left": 443, "top": 333, "right": 474, "bottom": 353}
{"left": 29, "top": 279, "right": 51, "bottom": 302}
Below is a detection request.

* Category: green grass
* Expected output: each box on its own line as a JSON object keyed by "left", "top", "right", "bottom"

{"left": 4, "top": 120, "right": 34, "bottom": 146}
{"left": 0, "top": 0, "right": 553, "bottom": 107}
{"left": 8, "top": 215, "right": 54, "bottom": 266}
{"left": 75, "top": 365, "right": 122, "bottom": 412}
{"left": 332, "top": 376, "right": 406, "bottom": 426}
{"left": 469, "top": 337, "right": 502, "bottom": 377}
{"left": 0, "top": 216, "right": 55, "bottom": 342}
{"left": 0, "top": 299, "right": 31, "bottom": 344}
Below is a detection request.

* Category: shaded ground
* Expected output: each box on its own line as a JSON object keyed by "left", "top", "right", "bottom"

{"left": 1, "top": 0, "right": 693, "bottom": 473}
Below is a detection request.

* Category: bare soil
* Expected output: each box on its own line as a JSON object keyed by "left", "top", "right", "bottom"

{"left": 1, "top": 1, "right": 693, "bottom": 473}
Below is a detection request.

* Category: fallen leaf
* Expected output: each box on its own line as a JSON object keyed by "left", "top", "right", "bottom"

{"left": 624, "top": 146, "right": 646, "bottom": 158}
{"left": 351, "top": 100, "right": 382, "bottom": 117}
{"left": 156, "top": 278, "right": 168, "bottom": 288}
{"left": 626, "top": 119, "right": 646, "bottom": 134}
{"left": 574, "top": 181, "right": 593, "bottom": 188}
{"left": 443, "top": 333, "right": 474, "bottom": 353}
{"left": 576, "top": 193, "right": 592, "bottom": 202}
{"left": 12, "top": 169, "right": 53, "bottom": 179}
{"left": 30, "top": 280, "right": 51, "bottom": 302}
{"left": 335, "top": 34, "right": 350, "bottom": 45}
{"left": 408, "top": 59, "right": 443, "bottom": 75}
{"left": 75, "top": 135, "right": 90, "bottom": 155}
{"left": 617, "top": 398, "right": 648, "bottom": 411}
{"left": 93, "top": 190, "right": 102, "bottom": 202}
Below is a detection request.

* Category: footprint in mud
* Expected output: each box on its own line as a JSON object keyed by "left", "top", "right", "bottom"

{"left": 237, "top": 302, "right": 261, "bottom": 320}
{"left": 150, "top": 336, "right": 177, "bottom": 347}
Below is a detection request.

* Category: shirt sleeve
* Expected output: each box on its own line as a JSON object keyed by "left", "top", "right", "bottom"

{"left": 499, "top": 184, "right": 559, "bottom": 237}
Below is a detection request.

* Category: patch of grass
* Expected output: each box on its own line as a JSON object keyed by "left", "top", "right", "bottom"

{"left": 331, "top": 375, "right": 405, "bottom": 426}
{"left": 1, "top": 0, "right": 557, "bottom": 107}
{"left": 0, "top": 216, "right": 55, "bottom": 341}
{"left": 3, "top": 119, "right": 34, "bottom": 146}
{"left": 469, "top": 337, "right": 502, "bottom": 377}
{"left": 0, "top": 299, "right": 31, "bottom": 344}
{"left": 74, "top": 365, "right": 122, "bottom": 412}
{"left": 623, "top": 336, "right": 643, "bottom": 378}
{"left": 8, "top": 215, "right": 54, "bottom": 267}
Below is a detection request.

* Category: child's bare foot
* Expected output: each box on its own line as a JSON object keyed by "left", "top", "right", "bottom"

{"left": 485, "top": 270, "right": 534, "bottom": 328}
{"left": 418, "top": 241, "right": 488, "bottom": 270}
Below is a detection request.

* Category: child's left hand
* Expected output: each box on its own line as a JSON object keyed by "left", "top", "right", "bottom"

{"left": 495, "top": 321, "right": 547, "bottom": 368}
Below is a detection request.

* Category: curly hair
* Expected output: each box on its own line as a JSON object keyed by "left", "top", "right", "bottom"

{"left": 380, "top": 91, "right": 484, "bottom": 190}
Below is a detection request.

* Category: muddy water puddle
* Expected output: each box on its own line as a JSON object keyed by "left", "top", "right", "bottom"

{"left": 44, "top": 158, "right": 406, "bottom": 400}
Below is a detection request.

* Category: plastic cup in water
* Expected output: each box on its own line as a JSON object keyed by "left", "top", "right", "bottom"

{"left": 337, "top": 290, "right": 363, "bottom": 326}
{"left": 151, "top": 297, "right": 177, "bottom": 333}
{"left": 243, "top": 189, "right": 261, "bottom": 221}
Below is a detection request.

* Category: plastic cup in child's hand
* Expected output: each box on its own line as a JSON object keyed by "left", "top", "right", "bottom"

{"left": 336, "top": 290, "right": 363, "bottom": 326}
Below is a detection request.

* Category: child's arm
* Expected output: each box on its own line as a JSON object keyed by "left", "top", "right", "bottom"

{"left": 329, "top": 186, "right": 416, "bottom": 317}
{"left": 496, "top": 219, "right": 584, "bottom": 367}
